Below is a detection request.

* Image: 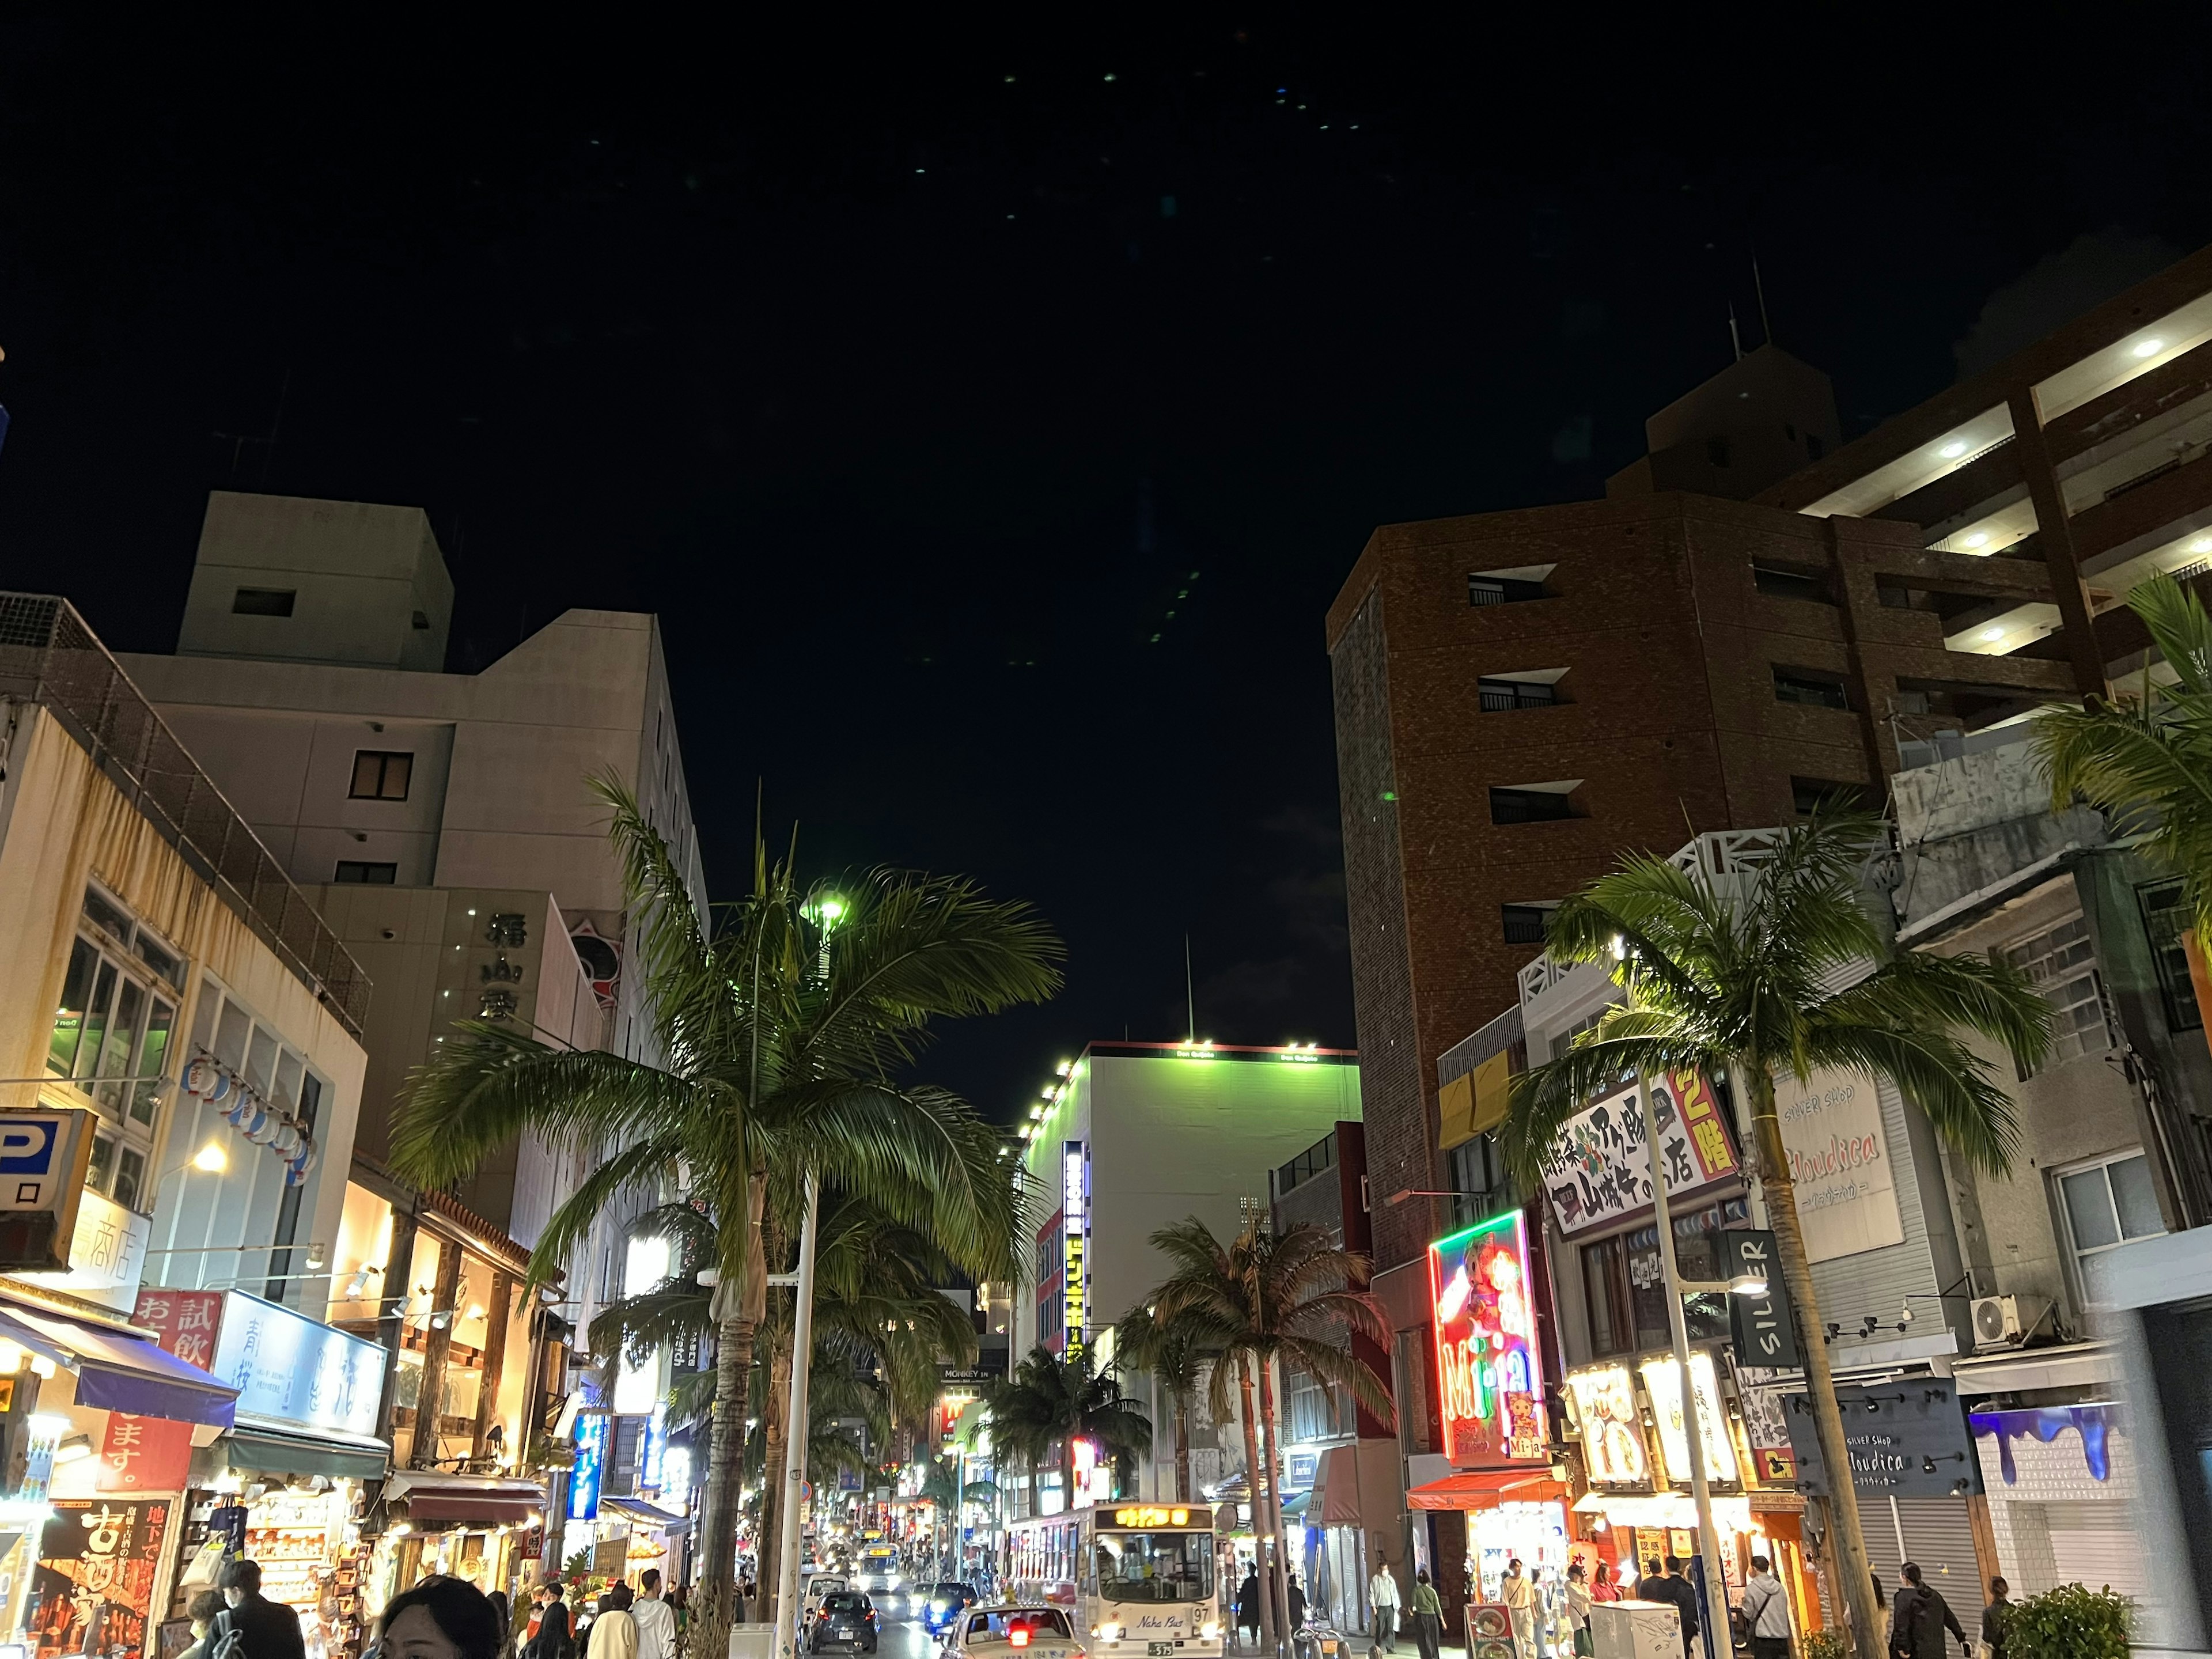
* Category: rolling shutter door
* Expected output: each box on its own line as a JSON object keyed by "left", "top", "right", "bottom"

{"left": 1858, "top": 1497, "right": 1986, "bottom": 1644}
{"left": 2036, "top": 1501, "right": 2147, "bottom": 1604}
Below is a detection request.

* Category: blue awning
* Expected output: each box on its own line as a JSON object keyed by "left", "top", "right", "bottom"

{"left": 0, "top": 1301, "right": 236, "bottom": 1427}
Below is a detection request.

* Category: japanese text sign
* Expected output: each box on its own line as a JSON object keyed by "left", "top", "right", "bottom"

{"left": 94, "top": 1414, "right": 192, "bottom": 1494}
{"left": 130, "top": 1290, "right": 225, "bottom": 1372}
{"left": 33, "top": 1499, "right": 169, "bottom": 1659}
{"left": 1540, "top": 1071, "right": 1737, "bottom": 1237}
{"left": 1427, "top": 1209, "right": 1547, "bottom": 1467}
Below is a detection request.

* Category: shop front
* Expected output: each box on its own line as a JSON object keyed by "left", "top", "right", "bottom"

{"left": 378, "top": 1473, "right": 546, "bottom": 1608}
{"left": 134, "top": 1287, "right": 389, "bottom": 1659}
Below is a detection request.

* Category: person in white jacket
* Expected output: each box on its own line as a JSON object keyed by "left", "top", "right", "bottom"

{"left": 1367, "top": 1559, "right": 1402, "bottom": 1655}
{"left": 1736, "top": 1557, "right": 1792, "bottom": 1659}
{"left": 629, "top": 1572, "right": 676, "bottom": 1659}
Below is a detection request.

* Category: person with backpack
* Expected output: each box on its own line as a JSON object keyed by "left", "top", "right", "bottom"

{"left": 214, "top": 1559, "right": 306, "bottom": 1659}
{"left": 1889, "top": 1563, "right": 1968, "bottom": 1659}
{"left": 1736, "top": 1556, "right": 1791, "bottom": 1659}
{"left": 176, "top": 1590, "right": 229, "bottom": 1659}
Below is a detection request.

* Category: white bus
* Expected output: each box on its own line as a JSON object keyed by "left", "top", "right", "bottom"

{"left": 1005, "top": 1506, "right": 1222, "bottom": 1658}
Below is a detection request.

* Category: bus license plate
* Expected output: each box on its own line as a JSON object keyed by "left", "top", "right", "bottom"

{"left": 1147, "top": 1645, "right": 1175, "bottom": 1655}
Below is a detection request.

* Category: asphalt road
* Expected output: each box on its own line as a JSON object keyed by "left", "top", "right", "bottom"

{"left": 805, "top": 1619, "right": 938, "bottom": 1659}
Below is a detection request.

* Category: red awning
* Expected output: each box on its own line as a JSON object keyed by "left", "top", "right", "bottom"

{"left": 409, "top": 1495, "right": 543, "bottom": 1524}
{"left": 1405, "top": 1469, "right": 1568, "bottom": 1512}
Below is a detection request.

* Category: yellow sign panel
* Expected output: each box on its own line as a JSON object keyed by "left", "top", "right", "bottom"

{"left": 1111, "top": 1506, "right": 1192, "bottom": 1529}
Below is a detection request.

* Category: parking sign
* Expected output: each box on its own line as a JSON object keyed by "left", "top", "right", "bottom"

{"left": 0, "top": 1110, "right": 96, "bottom": 1271}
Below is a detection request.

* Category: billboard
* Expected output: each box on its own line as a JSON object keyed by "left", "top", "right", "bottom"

{"left": 1062, "top": 1142, "right": 1086, "bottom": 1359}
{"left": 33, "top": 1499, "right": 171, "bottom": 1659}
{"left": 1563, "top": 1364, "right": 1649, "bottom": 1486}
{"left": 1772, "top": 1068, "right": 1904, "bottom": 1263}
{"left": 1426, "top": 1210, "right": 1547, "bottom": 1466}
{"left": 1539, "top": 1072, "right": 1737, "bottom": 1238}
{"left": 1638, "top": 1352, "right": 1735, "bottom": 1487}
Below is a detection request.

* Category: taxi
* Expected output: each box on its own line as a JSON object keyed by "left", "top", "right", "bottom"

{"left": 941, "top": 1604, "right": 1087, "bottom": 1659}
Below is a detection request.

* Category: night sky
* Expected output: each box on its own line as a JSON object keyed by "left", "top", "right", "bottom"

{"left": 8, "top": 16, "right": 2212, "bottom": 1130}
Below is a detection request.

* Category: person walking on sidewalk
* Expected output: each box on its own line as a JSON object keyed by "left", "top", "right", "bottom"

{"left": 1737, "top": 1556, "right": 1791, "bottom": 1659}
{"left": 1889, "top": 1563, "right": 1968, "bottom": 1659}
{"left": 1407, "top": 1571, "right": 1443, "bottom": 1659}
{"left": 1368, "top": 1558, "right": 1402, "bottom": 1655}
{"left": 1499, "top": 1560, "right": 1535, "bottom": 1659}
{"left": 1981, "top": 1577, "right": 2014, "bottom": 1659}
{"left": 1563, "top": 1563, "right": 1593, "bottom": 1658}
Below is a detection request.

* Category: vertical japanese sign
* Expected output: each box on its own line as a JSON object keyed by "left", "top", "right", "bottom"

{"left": 1062, "top": 1141, "right": 1086, "bottom": 1360}
{"left": 570, "top": 1413, "right": 608, "bottom": 1521}
{"left": 32, "top": 1499, "right": 171, "bottom": 1659}
{"left": 94, "top": 1414, "right": 193, "bottom": 1494}
{"left": 1539, "top": 1070, "right": 1738, "bottom": 1237}
{"left": 130, "top": 1289, "right": 226, "bottom": 1370}
{"left": 1426, "top": 1209, "right": 1547, "bottom": 1466}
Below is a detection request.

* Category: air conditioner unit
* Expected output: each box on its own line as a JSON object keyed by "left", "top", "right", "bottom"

{"left": 1971, "top": 1294, "right": 2053, "bottom": 1352}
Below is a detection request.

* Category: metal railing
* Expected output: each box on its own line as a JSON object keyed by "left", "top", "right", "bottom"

{"left": 0, "top": 593, "right": 370, "bottom": 1038}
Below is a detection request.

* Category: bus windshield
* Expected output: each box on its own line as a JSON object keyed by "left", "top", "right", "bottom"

{"left": 1093, "top": 1531, "right": 1214, "bottom": 1602}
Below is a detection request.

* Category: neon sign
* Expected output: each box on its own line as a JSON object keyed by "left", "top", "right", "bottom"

{"left": 1111, "top": 1507, "right": 1192, "bottom": 1528}
{"left": 1063, "top": 1142, "right": 1086, "bottom": 1358}
{"left": 1427, "top": 1210, "right": 1547, "bottom": 1465}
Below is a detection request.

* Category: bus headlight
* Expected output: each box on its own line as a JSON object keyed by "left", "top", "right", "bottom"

{"left": 1200, "top": 1624, "right": 1222, "bottom": 1641}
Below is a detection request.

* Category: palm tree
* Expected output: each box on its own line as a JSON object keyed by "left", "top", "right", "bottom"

{"left": 1142, "top": 1218, "right": 1393, "bottom": 1652}
{"left": 979, "top": 1346, "right": 1152, "bottom": 1525}
{"left": 1501, "top": 808, "right": 2049, "bottom": 1659}
{"left": 2034, "top": 569, "right": 2212, "bottom": 1023}
{"left": 1112, "top": 1306, "right": 1217, "bottom": 1502}
{"left": 389, "top": 778, "right": 1058, "bottom": 1659}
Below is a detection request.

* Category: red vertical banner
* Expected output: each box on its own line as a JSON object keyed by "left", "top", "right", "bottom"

{"left": 33, "top": 1499, "right": 171, "bottom": 1659}
{"left": 94, "top": 1414, "right": 194, "bottom": 1493}
{"left": 130, "top": 1290, "right": 225, "bottom": 1370}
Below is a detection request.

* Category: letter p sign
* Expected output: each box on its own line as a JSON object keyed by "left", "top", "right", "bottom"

{"left": 0, "top": 1121, "right": 56, "bottom": 1175}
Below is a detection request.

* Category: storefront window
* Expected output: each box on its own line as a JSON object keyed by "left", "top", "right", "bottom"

{"left": 1581, "top": 1200, "right": 1745, "bottom": 1358}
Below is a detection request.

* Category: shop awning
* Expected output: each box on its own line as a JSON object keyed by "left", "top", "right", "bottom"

{"left": 1312, "top": 1447, "right": 1360, "bottom": 1528}
{"left": 1405, "top": 1469, "right": 1567, "bottom": 1512}
{"left": 214, "top": 1424, "right": 389, "bottom": 1482}
{"left": 1278, "top": 1491, "right": 1310, "bottom": 1519}
{"left": 1572, "top": 1491, "right": 1752, "bottom": 1531}
{"left": 606, "top": 1496, "right": 692, "bottom": 1534}
{"left": 0, "top": 1301, "right": 235, "bottom": 1427}
{"left": 384, "top": 1472, "right": 548, "bottom": 1526}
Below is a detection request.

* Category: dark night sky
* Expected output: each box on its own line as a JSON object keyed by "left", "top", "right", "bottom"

{"left": 7, "top": 16, "right": 2212, "bottom": 1130}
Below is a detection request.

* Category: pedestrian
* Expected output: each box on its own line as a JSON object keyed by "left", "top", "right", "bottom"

{"left": 1407, "top": 1570, "right": 1442, "bottom": 1659}
{"left": 1368, "top": 1556, "right": 1402, "bottom": 1654}
{"left": 1888, "top": 1563, "right": 1968, "bottom": 1659}
{"left": 1982, "top": 1577, "right": 2013, "bottom": 1659}
{"left": 1289, "top": 1575, "right": 1308, "bottom": 1634}
{"left": 1737, "top": 1555, "right": 1791, "bottom": 1659}
{"left": 374, "top": 1577, "right": 504, "bottom": 1659}
{"left": 486, "top": 1594, "right": 510, "bottom": 1656}
{"left": 1563, "top": 1563, "right": 1593, "bottom": 1659}
{"left": 525, "top": 1585, "right": 571, "bottom": 1659}
{"left": 1500, "top": 1560, "right": 1535, "bottom": 1659}
{"left": 1642, "top": 1558, "right": 1698, "bottom": 1658}
{"left": 1237, "top": 1567, "right": 1262, "bottom": 1650}
{"left": 177, "top": 1590, "right": 229, "bottom": 1659}
{"left": 1590, "top": 1563, "right": 1619, "bottom": 1605}
{"left": 587, "top": 1585, "right": 637, "bottom": 1659}
{"left": 218, "top": 1560, "right": 309, "bottom": 1659}
{"left": 631, "top": 1572, "right": 675, "bottom": 1659}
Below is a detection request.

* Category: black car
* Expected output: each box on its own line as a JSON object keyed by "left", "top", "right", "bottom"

{"left": 812, "top": 1592, "right": 881, "bottom": 1654}
{"left": 922, "top": 1584, "right": 979, "bottom": 1635}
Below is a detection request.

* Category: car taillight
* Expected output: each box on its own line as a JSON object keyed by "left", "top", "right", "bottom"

{"left": 1010, "top": 1633, "right": 1031, "bottom": 1649}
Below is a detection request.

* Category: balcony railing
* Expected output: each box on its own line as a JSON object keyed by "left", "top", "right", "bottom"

{"left": 0, "top": 593, "right": 369, "bottom": 1039}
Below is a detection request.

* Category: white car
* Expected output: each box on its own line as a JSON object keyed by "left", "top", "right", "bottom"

{"left": 942, "top": 1605, "right": 1087, "bottom": 1659}
{"left": 805, "top": 1575, "right": 851, "bottom": 1613}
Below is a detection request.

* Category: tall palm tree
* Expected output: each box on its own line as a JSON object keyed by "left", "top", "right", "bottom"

{"left": 390, "top": 778, "right": 1058, "bottom": 1659}
{"left": 1112, "top": 1306, "right": 1217, "bottom": 1502}
{"left": 1142, "top": 1218, "right": 1393, "bottom": 1652}
{"left": 1501, "top": 809, "right": 2048, "bottom": 1659}
{"left": 979, "top": 1347, "right": 1153, "bottom": 1526}
{"left": 2034, "top": 569, "right": 2212, "bottom": 1025}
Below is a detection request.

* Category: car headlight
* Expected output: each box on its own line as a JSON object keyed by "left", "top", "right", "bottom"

{"left": 1200, "top": 1624, "right": 1222, "bottom": 1641}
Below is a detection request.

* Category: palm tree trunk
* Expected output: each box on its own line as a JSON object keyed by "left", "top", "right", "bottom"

{"left": 757, "top": 1335, "right": 794, "bottom": 1626}
{"left": 1255, "top": 1357, "right": 1294, "bottom": 1648}
{"left": 1173, "top": 1392, "right": 1191, "bottom": 1504}
{"left": 1236, "top": 1358, "right": 1278, "bottom": 1656}
{"left": 690, "top": 1312, "right": 754, "bottom": 1659}
{"left": 1749, "top": 1066, "right": 1883, "bottom": 1658}
{"left": 1027, "top": 1457, "right": 1039, "bottom": 1521}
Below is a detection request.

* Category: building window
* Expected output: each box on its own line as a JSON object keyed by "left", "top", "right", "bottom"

{"left": 47, "top": 889, "right": 183, "bottom": 1212}
{"left": 230, "top": 588, "right": 296, "bottom": 616}
{"left": 1580, "top": 1199, "right": 1745, "bottom": 1359}
{"left": 1286, "top": 1364, "right": 1353, "bottom": 1443}
{"left": 1501, "top": 904, "right": 1554, "bottom": 945}
{"left": 2138, "top": 880, "right": 2204, "bottom": 1033}
{"left": 1275, "top": 1131, "right": 1337, "bottom": 1199}
{"left": 1491, "top": 786, "right": 1575, "bottom": 825}
{"left": 1468, "top": 569, "right": 1553, "bottom": 607}
{"left": 2003, "top": 914, "right": 2114, "bottom": 1074}
{"left": 1791, "top": 778, "right": 1866, "bottom": 816}
{"left": 1753, "top": 565, "right": 1833, "bottom": 604}
{"left": 334, "top": 861, "right": 398, "bottom": 884}
{"left": 350, "top": 751, "right": 414, "bottom": 801}
{"left": 2057, "top": 1150, "right": 2166, "bottom": 1305}
{"left": 183, "top": 982, "right": 327, "bottom": 1277}
{"left": 1478, "top": 676, "right": 1560, "bottom": 711}
{"left": 1448, "top": 1133, "right": 1511, "bottom": 1230}
{"left": 1772, "top": 669, "right": 1850, "bottom": 710}
{"left": 1706, "top": 435, "right": 1731, "bottom": 468}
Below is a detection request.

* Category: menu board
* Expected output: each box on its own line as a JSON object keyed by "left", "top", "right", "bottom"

{"left": 33, "top": 1499, "right": 171, "bottom": 1659}
{"left": 1565, "top": 1365, "right": 1650, "bottom": 1486}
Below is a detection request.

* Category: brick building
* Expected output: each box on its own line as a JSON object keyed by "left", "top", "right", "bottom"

{"left": 1328, "top": 241, "right": 2212, "bottom": 1615}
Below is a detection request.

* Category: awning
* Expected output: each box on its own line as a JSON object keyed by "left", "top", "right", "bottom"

{"left": 1278, "top": 1491, "right": 1310, "bottom": 1518}
{"left": 1405, "top": 1469, "right": 1567, "bottom": 1512}
{"left": 606, "top": 1496, "right": 692, "bottom": 1535}
{"left": 206, "top": 1424, "right": 389, "bottom": 1482}
{"left": 384, "top": 1472, "right": 548, "bottom": 1527}
{"left": 0, "top": 1302, "right": 234, "bottom": 1427}
{"left": 1573, "top": 1491, "right": 1752, "bottom": 1531}
{"left": 1313, "top": 1447, "right": 1362, "bottom": 1528}
{"left": 1948, "top": 1340, "right": 2116, "bottom": 1395}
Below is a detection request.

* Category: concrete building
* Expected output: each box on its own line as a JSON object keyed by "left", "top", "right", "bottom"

{"left": 1010, "top": 1040, "right": 1360, "bottom": 1514}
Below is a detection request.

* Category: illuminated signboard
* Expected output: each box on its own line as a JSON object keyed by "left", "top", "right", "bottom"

{"left": 1539, "top": 1070, "right": 1737, "bottom": 1237}
{"left": 1564, "top": 1364, "right": 1650, "bottom": 1486}
{"left": 1426, "top": 1210, "right": 1547, "bottom": 1466}
{"left": 1110, "top": 1507, "right": 1193, "bottom": 1528}
{"left": 570, "top": 1412, "right": 609, "bottom": 1520}
{"left": 1063, "top": 1141, "right": 1086, "bottom": 1358}
{"left": 1638, "top": 1352, "right": 1734, "bottom": 1486}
